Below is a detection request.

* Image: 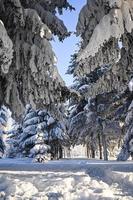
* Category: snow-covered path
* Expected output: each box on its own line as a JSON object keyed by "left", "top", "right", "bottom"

{"left": 0, "top": 158, "right": 133, "bottom": 172}
{"left": 0, "top": 159, "right": 133, "bottom": 200}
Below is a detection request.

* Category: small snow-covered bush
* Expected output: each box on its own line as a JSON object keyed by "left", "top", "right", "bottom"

{"left": 33, "top": 153, "right": 51, "bottom": 163}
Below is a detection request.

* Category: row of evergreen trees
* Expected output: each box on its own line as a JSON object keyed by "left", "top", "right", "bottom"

{"left": 0, "top": 101, "right": 133, "bottom": 161}
{"left": 0, "top": 104, "right": 69, "bottom": 162}
{"left": 0, "top": 0, "right": 133, "bottom": 162}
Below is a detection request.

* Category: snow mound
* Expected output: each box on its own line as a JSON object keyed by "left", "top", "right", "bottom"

{"left": 0, "top": 171, "right": 132, "bottom": 200}
{"left": 0, "top": 159, "right": 133, "bottom": 200}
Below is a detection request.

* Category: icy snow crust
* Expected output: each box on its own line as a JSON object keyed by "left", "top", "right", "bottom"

{"left": 0, "top": 159, "right": 133, "bottom": 200}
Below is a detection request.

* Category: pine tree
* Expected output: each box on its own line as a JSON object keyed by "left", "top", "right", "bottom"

{"left": 8, "top": 105, "right": 69, "bottom": 161}
{"left": 68, "top": 0, "right": 133, "bottom": 160}
{"left": 47, "top": 115, "right": 69, "bottom": 159}
{"left": 117, "top": 94, "right": 133, "bottom": 160}
{"left": 28, "top": 125, "right": 50, "bottom": 162}
{"left": 0, "top": 20, "right": 13, "bottom": 77}
{"left": 0, "top": 1, "right": 73, "bottom": 159}
{"left": 18, "top": 105, "right": 48, "bottom": 159}
{"left": 68, "top": 97, "right": 103, "bottom": 159}
{"left": 0, "top": 0, "right": 74, "bottom": 118}
{"left": 0, "top": 106, "right": 9, "bottom": 157}
{"left": 7, "top": 124, "right": 23, "bottom": 158}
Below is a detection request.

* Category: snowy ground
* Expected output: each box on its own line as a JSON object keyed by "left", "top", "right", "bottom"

{"left": 0, "top": 158, "right": 133, "bottom": 200}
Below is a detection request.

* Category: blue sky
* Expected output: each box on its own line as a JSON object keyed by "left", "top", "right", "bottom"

{"left": 52, "top": 0, "right": 86, "bottom": 86}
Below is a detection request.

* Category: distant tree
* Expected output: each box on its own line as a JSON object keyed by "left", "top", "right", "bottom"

{"left": 7, "top": 124, "right": 23, "bottom": 158}
{"left": 47, "top": 115, "right": 69, "bottom": 159}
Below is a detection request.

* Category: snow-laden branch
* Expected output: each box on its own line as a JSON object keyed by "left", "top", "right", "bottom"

{"left": 0, "top": 20, "right": 13, "bottom": 74}
{"left": 77, "top": 0, "right": 133, "bottom": 62}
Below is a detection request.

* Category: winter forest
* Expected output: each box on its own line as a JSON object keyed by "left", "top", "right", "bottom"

{"left": 0, "top": 0, "right": 133, "bottom": 162}
{"left": 0, "top": 0, "right": 133, "bottom": 199}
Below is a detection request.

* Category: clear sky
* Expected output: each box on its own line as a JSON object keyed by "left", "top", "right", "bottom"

{"left": 52, "top": 0, "right": 86, "bottom": 86}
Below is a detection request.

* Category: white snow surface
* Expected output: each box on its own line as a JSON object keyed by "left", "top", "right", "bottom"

{"left": 0, "top": 158, "right": 133, "bottom": 200}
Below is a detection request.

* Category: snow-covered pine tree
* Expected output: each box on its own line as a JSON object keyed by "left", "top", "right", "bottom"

{"left": 7, "top": 123, "right": 23, "bottom": 158}
{"left": 0, "top": 0, "right": 73, "bottom": 118}
{"left": 47, "top": 114, "right": 69, "bottom": 159}
{"left": 0, "top": 106, "right": 9, "bottom": 157}
{"left": 14, "top": 104, "right": 69, "bottom": 161}
{"left": 68, "top": 0, "right": 133, "bottom": 160}
{"left": 29, "top": 126, "right": 50, "bottom": 162}
{"left": 0, "top": 20, "right": 13, "bottom": 105}
{"left": 68, "top": 97, "right": 103, "bottom": 159}
{"left": 117, "top": 80, "right": 133, "bottom": 161}
{"left": 0, "top": 1, "right": 73, "bottom": 159}
{"left": 18, "top": 105, "right": 49, "bottom": 160}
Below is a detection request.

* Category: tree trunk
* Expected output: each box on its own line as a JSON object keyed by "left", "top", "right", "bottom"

{"left": 98, "top": 134, "right": 102, "bottom": 160}
{"left": 52, "top": 141, "right": 58, "bottom": 160}
{"left": 86, "top": 143, "right": 90, "bottom": 158}
{"left": 102, "top": 134, "right": 108, "bottom": 160}
{"left": 91, "top": 145, "right": 95, "bottom": 158}
{"left": 58, "top": 145, "right": 63, "bottom": 159}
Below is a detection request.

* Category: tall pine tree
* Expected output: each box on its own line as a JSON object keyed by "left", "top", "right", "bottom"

{"left": 0, "top": 0, "right": 73, "bottom": 118}
{"left": 0, "top": 106, "right": 9, "bottom": 157}
{"left": 68, "top": 0, "right": 133, "bottom": 160}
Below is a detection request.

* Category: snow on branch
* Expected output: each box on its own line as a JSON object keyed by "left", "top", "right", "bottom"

{"left": 0, "top": 20, "right": 13, "bottom": 74}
